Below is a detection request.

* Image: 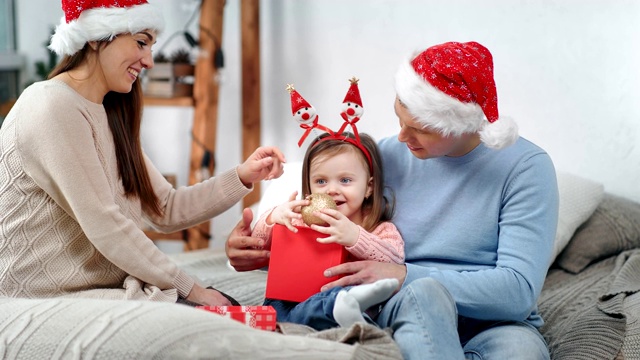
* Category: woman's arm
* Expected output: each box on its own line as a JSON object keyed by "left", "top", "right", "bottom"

{"left": 143, "top": 155, "right": 252, "bottom": 233}
{"left": 144, "top": 146, "right": 284, "bottom": 232}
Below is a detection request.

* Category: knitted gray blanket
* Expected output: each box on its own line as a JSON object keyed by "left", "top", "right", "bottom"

{"left": 539, "top": 249, "right": 640, "bottom": 359}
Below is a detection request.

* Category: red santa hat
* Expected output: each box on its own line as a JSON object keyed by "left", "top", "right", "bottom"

{"left": 342, "top": 77, "right": 363, "bottom": 107}
{"left": 288, "top": 85, "right": 313, "bottom": 115}
{"left": 49, "top": 0, "right": 165, "bottom": 57}
{"left": 394, "top": 41, "right": 518, "bottom": 149}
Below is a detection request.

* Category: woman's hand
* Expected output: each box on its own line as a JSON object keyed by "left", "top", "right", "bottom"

{"left": 225, "top": 208, "right": 270, "bottom": 272}
{"left": 268, "top": 191, "right": 309, "bottom": 232}
{"left": 309, "top": 208, "right": 360, "bottom": 246}
{"left": 237, "top": 146, "right": 286, "bottom": 187}
{"left": 186, "top": 284, "right": 233, "bottom": 306}
{"left": 320, "top": 260, "right": 407, "bottom": 292}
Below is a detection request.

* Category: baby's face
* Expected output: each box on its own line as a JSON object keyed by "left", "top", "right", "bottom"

{"left": 308, "top": 151, "right": 372, "bottom": 225}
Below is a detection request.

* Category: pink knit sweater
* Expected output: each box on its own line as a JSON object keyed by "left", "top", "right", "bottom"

{"left": 0, "top": 80, "right": 251, "bottom": 301}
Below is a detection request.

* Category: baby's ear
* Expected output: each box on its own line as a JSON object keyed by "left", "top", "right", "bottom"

{"left": 366, "top": 177, "right": 374, "bottom": 199}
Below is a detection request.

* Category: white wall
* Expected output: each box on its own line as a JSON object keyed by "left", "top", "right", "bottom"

{"left": 258, "top": 0, "right": 640, "bottom": 201}
{"left": 15, "top": 0, "right": 640, "bottom": 248}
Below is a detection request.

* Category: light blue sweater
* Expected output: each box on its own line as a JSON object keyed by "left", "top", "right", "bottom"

{"left": 378, "top": 136, "right": 559, "bottom": 327}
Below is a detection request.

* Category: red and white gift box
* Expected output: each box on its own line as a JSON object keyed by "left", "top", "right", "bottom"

{"left": 196, "top": 305, "right": 277, "bottom": 331}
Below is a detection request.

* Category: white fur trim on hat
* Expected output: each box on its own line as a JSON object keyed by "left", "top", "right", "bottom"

{"left": 49, "top": 3, "right": 164, "bottom": 57}
{"left": 394, "top": 52, "right": 518, "bottom": 149}
{"left": 479, "top": 116, "right": 519, "bottom": 149}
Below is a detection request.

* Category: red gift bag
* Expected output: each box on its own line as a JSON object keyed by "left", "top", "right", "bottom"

{"left": 265, "top": 224, "right": 348, "bottom": 302}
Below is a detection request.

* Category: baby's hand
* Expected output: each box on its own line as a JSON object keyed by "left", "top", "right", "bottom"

{"left": 267, "top": 191, "right": 309, "bottom": 232}
{"left": 310, "top": 209, "right": 360, "bottom": 247}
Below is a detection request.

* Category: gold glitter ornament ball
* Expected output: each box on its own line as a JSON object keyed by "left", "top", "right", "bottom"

{"left": 301, "top": 193, "right": 338, "bottom": 226}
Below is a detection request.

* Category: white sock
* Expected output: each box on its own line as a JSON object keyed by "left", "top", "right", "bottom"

{"left": 347, "top": 278, "right": 399, "bottom": 310}
{"left": 333, "top": 290, "right": 366, "bottom": 328}
{"left": 333, "top": 278, "right": 399, "bottom": 328}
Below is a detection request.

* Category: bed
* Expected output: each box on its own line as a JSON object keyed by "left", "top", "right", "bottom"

{"left": 1, "top": 172, "right": 639, "bottom": 359}
{"left": 173, "top": 183, "right": 640, "bottom": 360}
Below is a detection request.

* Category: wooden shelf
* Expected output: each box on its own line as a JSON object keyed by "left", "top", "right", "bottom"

{"left": 143, "top": 96, "right": 194, "bottom": 107}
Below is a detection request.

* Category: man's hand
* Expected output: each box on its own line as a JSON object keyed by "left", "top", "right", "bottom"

{"left": 320, "top": 260, "right": 407, "bottom": 292}
{"left": 225, "top": 208, "right": 270, "bottom": 271}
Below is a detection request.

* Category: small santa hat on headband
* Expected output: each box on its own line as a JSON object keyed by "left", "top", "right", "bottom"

{"left": 287, "top": 84, "right": 319, "bottom": 128}
{"left": 49, "top": 0, "right": 164, "bottom": 57}
{"left": 287, "top": 84, "right": 333, "bottom": 147}
{"left": 342, "top": 77, "right": 363, "bottom": 108}
{"left": 341, "top": 76, "right": 364, "bottom": 121}
{"left": 394, "top": 41, "right": 518, "bottom": 149}
{"left": 288, "top": 85, "right": 314, "bottom": 115}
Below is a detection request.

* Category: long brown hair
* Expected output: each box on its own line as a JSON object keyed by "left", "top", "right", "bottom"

{"left": 301, "top": 132, "right": 394, "bottom": 232}
{"left": 49, "top": 43, "right": 162, "bottom": 216}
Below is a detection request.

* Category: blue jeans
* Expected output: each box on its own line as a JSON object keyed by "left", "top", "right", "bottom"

{"left": 374, "top": 277, "right": 550, "bottom": 360}
{"left": 264, "top": 286, "right": 353, "bottom": 331}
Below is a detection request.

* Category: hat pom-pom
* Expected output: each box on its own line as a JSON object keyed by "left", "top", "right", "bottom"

{"left": 479, "top": 117, "right": 519, "bottom": 149}
{"left": 49, "top": 18, "right": 83, "bottom": 56}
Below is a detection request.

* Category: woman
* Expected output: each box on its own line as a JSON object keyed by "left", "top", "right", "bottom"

{"left": 0, "top": 0, "right": 284, "bottom": 306}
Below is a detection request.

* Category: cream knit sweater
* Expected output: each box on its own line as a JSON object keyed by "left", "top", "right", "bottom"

{"left": 0, "top": 80, "right": 251, "bottom": 301}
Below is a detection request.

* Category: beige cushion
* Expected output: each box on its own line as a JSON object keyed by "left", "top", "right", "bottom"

{"left": 549, "top": 172, "right": 605, "bottom": 266}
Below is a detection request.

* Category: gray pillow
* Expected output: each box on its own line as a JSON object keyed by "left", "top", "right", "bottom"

{"left": 555, "top": 194, "right": 640, "bottom": 274}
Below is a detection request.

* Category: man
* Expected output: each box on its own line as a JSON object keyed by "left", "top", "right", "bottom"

{"left": 226, "top": 41, "right": 558, "bottom": 359}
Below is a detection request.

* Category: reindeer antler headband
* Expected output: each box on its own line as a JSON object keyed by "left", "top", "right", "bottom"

{"left": 287, "top": 77, "right": 372, "bottom": 172}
